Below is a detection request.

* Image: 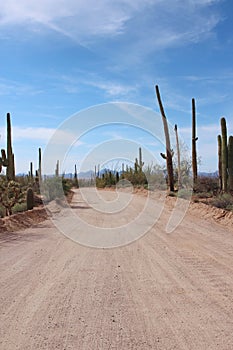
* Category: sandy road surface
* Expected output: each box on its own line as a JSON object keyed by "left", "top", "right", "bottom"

{"left": 0, "top": 189, "right": 233, "bottom": 350}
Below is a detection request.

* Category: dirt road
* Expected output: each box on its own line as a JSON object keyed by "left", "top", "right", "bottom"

{"left": 0, "top": 189, "right": 233, "bottom": 349}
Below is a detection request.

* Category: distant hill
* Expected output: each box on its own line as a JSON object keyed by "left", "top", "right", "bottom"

{"left": 198, "top": 171, "right": 218, "bottom": 177}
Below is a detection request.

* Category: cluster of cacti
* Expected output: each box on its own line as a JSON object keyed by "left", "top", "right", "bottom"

{"left": 0, "top": 113, "right": 15, "bottom": 181}
{"left": 218, "top": 117, "right": 233, "bottom": 192}
{"left": 0, "top": 179, "right": 24, "bottom": 216}
{"left": 95, "top": 148, "right": 147, "bottom": 188}
{"left": 155, "top": 85, "right": 174, "bottom": 192}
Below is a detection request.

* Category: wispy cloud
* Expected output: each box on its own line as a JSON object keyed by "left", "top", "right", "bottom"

{"left": 86, "top": 80, "right": 137, "bottom": 98}
{"left": 0, "top": 78, "right": 43, "bottom": 96}
{"left": 57, "top": 73, "right": 138, "bottom": 99}
{"left": 0, "top": 0, "right": 222, "bottom": 52}
{"left": 0, "top": 126, "right": 55, "bottom": 142}
{"left": 0, "top": 126, "right": 85, "bottom": 146}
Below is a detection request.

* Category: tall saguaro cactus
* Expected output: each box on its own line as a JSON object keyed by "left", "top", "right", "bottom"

{"left": 221, "top": 117, "right": 228, "bottom": 192}
{"left": 38, "top": 147, "right": 42, "bottom": 183}
{"left": 55, "top": 160, "right": 59, "bottom": 177}
{"left": 174, "top": 124, "right": 181, "bottom": 189}
{"left": 134, "top": 147, "right": 144, "bottom": 173}
{"left": 6, "top": 113, "right": 15, "bottom": 181}
{"left": 192, "top": 98, "right": 198, "bottom": 188}
{"left": 155, "top": 85, "right": 174, "bottom": 192}
{"left": 217, "top": 135, "right": 222, "bottom": 191}
{"left": 228, "top": 136, "right": 233, "bottom": 191}
{"left": 0, "top": 113, "right": 15, "bottom": 180}
{"left": 74, "top": 164, "right": 78, "bottom": 188}
{"left": 138, "top": 147, "right": 144, "bottom": 172}
{"left": 30, "top": 162, "right": 33, "bottom": 180}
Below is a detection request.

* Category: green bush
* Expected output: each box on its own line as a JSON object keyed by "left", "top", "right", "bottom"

{"left": 12, "top": 203, "right": 27, "bottom": 214}
{"left": 177, "top": 189, "right": 192, "bottom": 199}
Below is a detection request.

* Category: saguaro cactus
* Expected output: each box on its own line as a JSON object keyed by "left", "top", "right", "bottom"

{"left": 217, "top": 135, "right": 222, "bottom": 191}
{"left": 155, "top": 85, "right": 174, "bottom": 192}
{"left": 26, "top": 187, "right": 34, "bottom": 210}
{"left": 0, "top": 113, "right": 15, "bottom": 180}
{"left": 6, "top": 113, "right": 15, "bottom": 181}
{"left": 38, "top": 147, "right": 42, "bottom": 183}
{"left": 30, "top": 162, "right": 33, "bottom": 179}
{"left": 192, "top": 98, "right": 198, "bottom": 188}
{"left": 174, "top": 124, "right": 181, "bottom": 189}
{"left": 228, "top": 136, "right": 233, "bottom": 191}
{"left": 138, "top": 147, "right": 144, "bottom": 172}
{"left": 221, "top": 117, "right": 228, "bottom": 192}
{"left": 55, "top": 160, "right": 59, "bottom": 177}
{"left": 74, "top": 164, "right": 78, "bottom": 188}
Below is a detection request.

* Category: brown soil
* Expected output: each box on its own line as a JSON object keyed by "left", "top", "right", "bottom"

{"left": 0, "top": 189, "right": 233, "bottom": 349}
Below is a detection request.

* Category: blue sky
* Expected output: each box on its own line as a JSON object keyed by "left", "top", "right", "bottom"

{"left": 0, "top": 0, "right": 233, "bottom": 174}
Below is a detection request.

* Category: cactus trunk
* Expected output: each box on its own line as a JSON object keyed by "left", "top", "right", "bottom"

{"left": 192, "top": 98, "right": 198, "bottom": 188}
{"left": 221, "top": 117, "right": 228, "bottom": 192}
{"left": 174, "top": 124, "right": 181, "bottom": 189}
{"left": 217, "top": 135, "right": 222, "bottom": 191}
{"left": 155, "top": 85, "right": 174, "bottom": 192}
{"left": 74, "top": 164, "right": 78, "bottom": 188}
{"left": 38, "top": 147, "right": 42, "bottom": 183}
{"left": 55, "top": 160, "right": 59, "bottom": 177}
{"left": 138, "top": 147, "right": 144, "bottom": 172}
{"left": 6, "top": 113, "right": 15, "bottom": 181}
{"left": 228, "top": 136, "right": 233, "bottom": 191}
{"left": 30, "top": 162, "right": 33, "bottom": 179}
{"left": 26, "top": 188, "right": 34, "bottom": 210}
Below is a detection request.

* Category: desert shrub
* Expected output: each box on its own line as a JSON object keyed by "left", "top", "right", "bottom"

{"left": 177, "top": 189, "right": 192, "bottom": 199}
{"left": 95, "top": 177, "right": 106, "bottom": 188}
{"left": 194, "top": 176, "right": 219, "bottom": 194}
{"left": 12, "top": 203, "right": 27, "bottom": 214}
{"left": 194, "top": 192, "right": 212, "bottom": 199}
{"left": 210, "top": 193, "right": 233, "bottom": 210}
{"left": 62, "top": 178, "right": 73, "bottom": 196}
{"left": 144, "top": 165, "right": 166, "bottom": 190}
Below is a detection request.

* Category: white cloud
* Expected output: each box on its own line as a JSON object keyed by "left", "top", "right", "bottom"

{"left": 0, "top": 126, "right": 85, "bottom": 146}
{"left": 0, "top": 0, "right": 222, "bottom": 51}
{"left": 87, "top": 80, "right": 137, "bottom": 97}
{"left": 0, "top": 126, "right": 54, "bottom": 143}
{"left": 57, "top": 73, "right": 138, "bottom": 98}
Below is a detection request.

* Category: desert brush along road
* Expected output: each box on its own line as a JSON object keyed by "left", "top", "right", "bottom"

{"left": 0, "top": 188, "right": 233, "bottom": 350}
